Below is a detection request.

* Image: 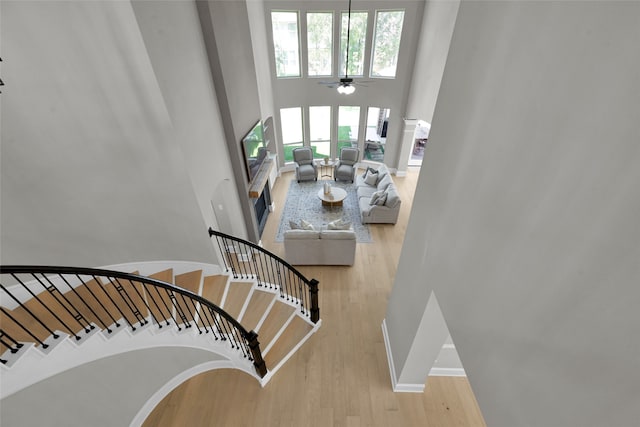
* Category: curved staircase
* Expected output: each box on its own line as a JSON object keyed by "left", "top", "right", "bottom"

{"left": 0, "top": 259, "right": 321, "bottom": 404}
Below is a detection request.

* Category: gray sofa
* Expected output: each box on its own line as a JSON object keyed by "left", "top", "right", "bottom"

{"left": 283, "top": 229, "right": 356, "bottom": 266}
{"left": 355, "top": 164, "right": 401, "bottom": 224}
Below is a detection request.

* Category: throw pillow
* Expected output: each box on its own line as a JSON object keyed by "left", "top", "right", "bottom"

{"left": 369, "top": 190, "right": 387, "bottom": 206}
{"left": 384, "top": 186, "right": 401, "bottom": 208}
{"left": 328, "top": 219, "right": 352, "bottom": 230}
{"left": 364, "top": 171, "right": 378, "bottom": 186}
{"left": 289, "top": 220, "right": 301, "bottom": 230}
{"left": 376, "top": 174, "right": 392, "bottom": 191}
{"left": 300, "top": 219, "right": 315, "bottom": 230}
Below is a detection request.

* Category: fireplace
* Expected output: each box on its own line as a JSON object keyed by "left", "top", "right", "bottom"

{"left": 254, "top": 185, "right": 270, "bottom": 237}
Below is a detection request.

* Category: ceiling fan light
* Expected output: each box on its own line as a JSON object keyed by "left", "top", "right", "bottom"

{"left": 337, "top": 84, "right": 356, "bottom": 95}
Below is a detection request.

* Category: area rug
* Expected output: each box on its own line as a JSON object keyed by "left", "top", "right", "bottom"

{"left": 275, "top": 180, "right": 373, "bottom": 243}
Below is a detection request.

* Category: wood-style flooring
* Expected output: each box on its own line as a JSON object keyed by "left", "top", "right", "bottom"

{"left": 142, "top": 168, "right": 486, "bottom": 427}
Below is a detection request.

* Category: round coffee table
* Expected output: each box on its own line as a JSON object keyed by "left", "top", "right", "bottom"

{"left": 317, "top": 187, "right": 347, "bottom": 207}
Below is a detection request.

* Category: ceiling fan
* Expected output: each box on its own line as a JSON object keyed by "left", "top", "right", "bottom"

{"left": 319, "top": 0, "right": 371, "bottom": 95}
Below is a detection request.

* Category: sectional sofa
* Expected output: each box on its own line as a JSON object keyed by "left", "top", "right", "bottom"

{"left": 355, "top": 164, "right": 401, "bottom": 224}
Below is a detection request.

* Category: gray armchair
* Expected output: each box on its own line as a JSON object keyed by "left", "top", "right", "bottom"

{"left": 292, "top": 147, "right": 318, "bottom": 182}
{"left": 334, "top": 147, "right": 359, "bottom": 182}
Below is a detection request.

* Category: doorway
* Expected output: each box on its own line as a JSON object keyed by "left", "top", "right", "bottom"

{"left": 408, "top": 120, "right": 430, "bottom": 167}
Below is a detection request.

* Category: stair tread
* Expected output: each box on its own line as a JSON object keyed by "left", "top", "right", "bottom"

{"left": 12, "top": 289, "right": 87, "bottom": 341}
{"left": 201, "top": 275, "right": 227, "bottom": 306}
{"left": 222, "top": 281, "right": 253, "bottom": 319}
{"left": 146, "top": 269, "right": 174, "bottom": 325}
{"left": 173, "top": 270, "right": 203, "bottom": 327}
{"left": 174, "top": 270, "right": 202, "bottom": 294}
{"left": 255, "top": 301, "right": 296, "bottom": 348}
{"left": 238, "top": 289, "right": 276, "bottom": 331}
{"left": 264, "top": 315, "right": 313, "bottom": 368}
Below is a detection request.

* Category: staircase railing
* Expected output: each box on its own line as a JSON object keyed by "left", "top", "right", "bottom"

{"left": 0, "top": 265, "right": 267, "bottom": 377}
{"left": 208, "top": 228, "right": 320, "bottom": 324}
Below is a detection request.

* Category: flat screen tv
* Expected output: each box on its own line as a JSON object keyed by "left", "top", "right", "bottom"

{"left": 242, "top": 120, "right": 268, "bottom": 183}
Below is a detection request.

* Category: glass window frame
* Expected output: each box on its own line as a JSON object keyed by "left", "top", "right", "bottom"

{"left": 337, "top": 105, "right": 361, "bottom": 155}
{"left": 271, "top": 11, "right": 302, "bottom": 78}
{"left": 309, "top": 106, "right": 332, "bottom": 159}
{"left": 339, "top": 11, "right": 368, "bottom": 78}
{"left": 280, "top": 107, "right": 305, "bottom": 162}
{"left": 306, "top": 12, "right": 333, "bottom": 77}
{"left": 370, "top": 9, "right": 405, "bottom": 78}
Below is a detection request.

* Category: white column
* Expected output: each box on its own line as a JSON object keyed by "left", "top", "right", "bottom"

{"left": 396, "top": 118, "right": 418, "bottom": 176}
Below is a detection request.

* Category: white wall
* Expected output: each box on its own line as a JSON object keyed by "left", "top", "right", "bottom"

{"left": 0, "top": 1, "right": 219, "bottom": 266}
{"left": 404, "top": 0, "right": 460, "bottom": 123}
{"left": 387, "top": 1, "right": 640, "bottom": 426}
{"left": 131, "top": 0, "right": 246, "bottom": 239}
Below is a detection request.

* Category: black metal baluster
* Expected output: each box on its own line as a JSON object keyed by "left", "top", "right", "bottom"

{"left": 9, "top": 274, "right": 81, "bottom": 340}
{"left": 169, "top": 291, "right": 190, "bottom": 329}
{"left": 112, "top": 278, "right": 148, "bottom": 328}
{"left": 235, "top": 242, "right": 246, "bottom": 279}
{"left": 142, "top": 283, "right": 170, "bottom": 328}
{"left": 126, "top": 278, "right": 160, "bottom": 327}
{"left": 38, "top": 273, "right": 93, "bottom": 334}
{"left": 0, "top": 306, "right": 53, "bottom": 347}
{"left": 57, "top": 274, "right": 114, "bottom": 333}
{"left": 198, "top": 304, "right": 215, "bottom": 335}
{"left": 211, "top": 310, "right": 226, "bottom": 341}
{"left": 179, "top": 293, "right": 198, "bottom": 328}
{"left": 256, "top": 251, "right": 267, "bottom": 287}
{"left": 266, "top": 256, "right": 278, "bottom": 291}
{"left": 218, "top": 316, "right": 233, "bottom": 344}
{"left": 85, "top": 274, "right": 135, "bottom": 331}
{"left": 153, "top": 286, "right": 179, "bottom": 328}
{"left": 249, "top": 244, "right": 260, "bottom": 280}
{"left": 0, "top": 329, "right": 24, "bottom": 353}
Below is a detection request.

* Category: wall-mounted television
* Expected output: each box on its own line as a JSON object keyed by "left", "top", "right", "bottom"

{"left": 241, "top": 120, "right": 268, "bottom": 183}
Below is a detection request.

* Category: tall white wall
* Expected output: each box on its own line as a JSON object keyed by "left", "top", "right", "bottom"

{"left": 1, "top": 1, "right": 228, "bottom": 265}
{"left": 131, "top": 0, "right": 246, "bottom": 239}
{"left": 404, "top": 0, "right": 460, "bottom": 123}
{"left": 386, "top": 1, "right": 640, "bottom": 426}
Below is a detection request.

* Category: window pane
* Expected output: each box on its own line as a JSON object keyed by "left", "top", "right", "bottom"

{"left": 364, "top": 107, "right": 389, "bottom": 162}
{"left": 271, "top": 12, "right": 300, "bottom": 78}
{"left": 307, "top": 13, "right": 333, "bottom": 77}
{"left": 337, "top": 106, "right": 360, "bottom": 153}
{"left": 371, "top": 10, "right": 405, "bottom": 77}
{"left": 310, "top": 106, "right": 331, "bottom": 158}
{"left": 340, "top": 12, "right": 368, "bottom": 77}
{"left": 280, "top": 107, "right": 303, "bottom": 145}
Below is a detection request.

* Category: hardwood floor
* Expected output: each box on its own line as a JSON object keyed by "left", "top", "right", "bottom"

{"left": 143, "top": 168, "right": 486, "bottom": 427}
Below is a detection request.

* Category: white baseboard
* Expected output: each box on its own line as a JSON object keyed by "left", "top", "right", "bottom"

{"left": 429, "top": 367, "right": 466, "bottom": 377}
{"left": 382, "top": 319, "right": 465, "bottom": 394}
{"left": 381, "top": 319, "right": 425, "bottom": 393}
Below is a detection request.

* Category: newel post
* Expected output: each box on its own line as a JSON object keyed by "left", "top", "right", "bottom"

{"left": 309, "top": 279, "right": 320, "bottom": 324}
{"left": 247, "top": 331, "right": 267, "bottom": 378}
